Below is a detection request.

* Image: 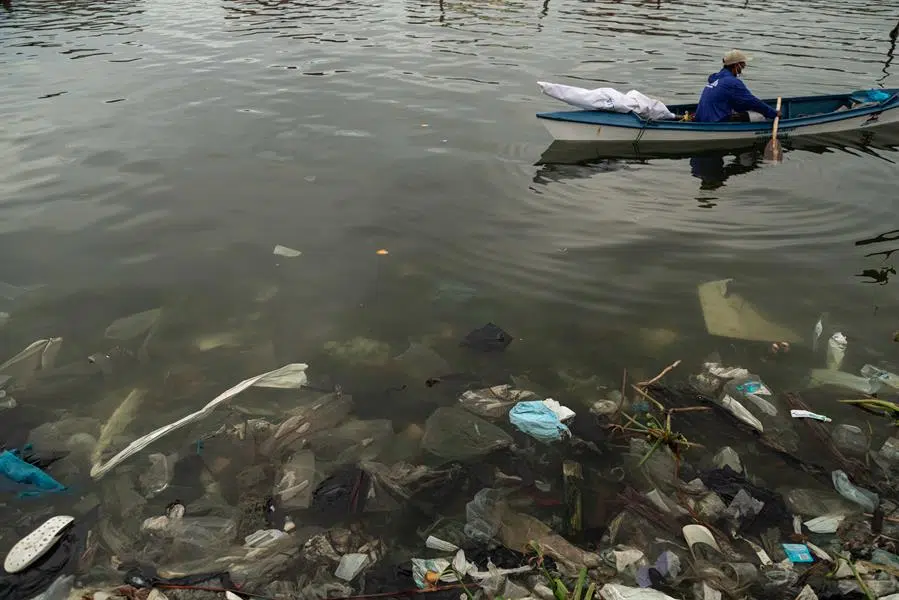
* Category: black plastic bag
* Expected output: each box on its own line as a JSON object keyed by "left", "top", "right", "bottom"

{"left": 460, "top": 323, "right": 513, "bottom": 352}
{"left": 699, "top": 466, "right": 790, "bottom": 536}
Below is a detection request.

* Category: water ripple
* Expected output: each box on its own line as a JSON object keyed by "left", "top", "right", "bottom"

{"left": 1, "top": 0, "right": 898, "bottom": 316}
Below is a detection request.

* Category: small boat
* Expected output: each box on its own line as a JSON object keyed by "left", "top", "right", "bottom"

{"left": 536, "top": 89, "right": 899, "bottom": 144}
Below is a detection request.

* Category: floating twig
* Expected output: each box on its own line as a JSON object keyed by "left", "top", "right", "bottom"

{"left": 637, "top": 360, "right": 681, "bottom": 387}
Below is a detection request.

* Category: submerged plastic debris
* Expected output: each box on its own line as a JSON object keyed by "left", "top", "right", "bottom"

{"left": 273, "top": 244, "right": 301, "bottom": 258}
{"left": 460, "top": 322, "right": 513, "bottom": 352}
{"left": 3, "top": 516, "right": 73, "bottom": 574}
{"left": 697, "top": 279, "right": 801, "bottom": 343}
{"left": 90, "top": 363, "right": 309, "bottom": 478}
{"left": 509, "top": 400, "right": 570, "bottom": 443}
{"left": 0, "top": 451, "right": 66, "bottom": 496}
{"left": 0, "top": 338, "right": 62, "bottom": 386}
{"left": 104, "top": 308, "right": 161, "bottom": 340}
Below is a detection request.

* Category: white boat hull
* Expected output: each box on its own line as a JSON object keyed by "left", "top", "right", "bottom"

{"left": 539, "top": 108, "right": 899, "bottom": 143}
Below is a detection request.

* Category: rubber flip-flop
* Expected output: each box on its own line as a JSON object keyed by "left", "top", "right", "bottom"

{"left": 4, "top": 515, "right": 74, "bottom": 574}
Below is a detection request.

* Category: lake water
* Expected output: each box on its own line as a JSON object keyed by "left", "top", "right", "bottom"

{"left": 1, "top": 0, "right": 899, "bottom": 588}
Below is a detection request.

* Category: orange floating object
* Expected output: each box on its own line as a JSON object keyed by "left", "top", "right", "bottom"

{"left": 424, "top": 571, "right": 440, "bottom": 586}
{"left": 376, "top": 249, "right": 389, "bottom": 255}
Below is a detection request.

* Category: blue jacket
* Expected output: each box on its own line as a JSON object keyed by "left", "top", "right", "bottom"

{"left": 695, "top": 68, "right": 778, "bottom": 122}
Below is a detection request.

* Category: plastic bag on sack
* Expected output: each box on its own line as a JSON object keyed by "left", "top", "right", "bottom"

{"left": 459, "top": 385, "right": 537, "bottom": 419}
{"left": 508, "top": 401, "right": 570, "bottom": 443}
{"left": 421, "top": 407, "right": 513, "bottom": 461}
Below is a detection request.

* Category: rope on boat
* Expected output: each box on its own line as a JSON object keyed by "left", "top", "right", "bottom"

{"left": 632, "top": 116, "right": 653, "bottom": 154}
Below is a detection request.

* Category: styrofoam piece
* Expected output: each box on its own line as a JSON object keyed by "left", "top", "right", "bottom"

{"left": 4, "top": 516, "right": 74, "bottom": 574}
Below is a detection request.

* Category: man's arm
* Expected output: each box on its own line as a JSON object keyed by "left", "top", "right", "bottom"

{"left": 730, "top": 80, "right": 778, "bottom": 118}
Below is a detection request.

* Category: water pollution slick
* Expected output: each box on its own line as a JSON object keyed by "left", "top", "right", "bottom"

{"left": 5, "top": 278, "right": 899, "bottom": 600}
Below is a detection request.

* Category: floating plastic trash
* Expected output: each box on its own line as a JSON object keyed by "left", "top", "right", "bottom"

{"left": 812, "top": 316, "right": 824, "bottom": 352}
{"left": 718, "top": 394, "right": 764, "bottom": 432}
{"left": 421, "top": 407, "right": 512, "bottom": 461}
{"left": 4, "top": 515, "right": 74, "bottom": 574}
{"left": 273, "top": 244, "right": 301, "bottom": 258}
{"left": 335, "top": 553, "right": 370, "bottom": 581}
{"left": 90, "top": 363, "right": 309, "bottom": 479}
{"left": 92, "top": 389, "right": 146, "bottom": 470}
{"left": 782, "top": 543, "right": 814, "bottom": 563}
{"left": 683, "top": 524, "right": 721, "bottom": 559}
{"left": 460, "top": 322, "right": 513, "bottom": 352}
{"left": 458, "top": 385, "right": 537, "bottom": 419}
{"left": 832, "top": 470, "right": 879, "bottom": 512}
{"left": 0, "top": 338, "right": 62, "bottom": 385}
{"left": 697, "top": 279, "right": 801, "bottom": 343}
{"left": 542, "top": 398, "right": 576, "bottom": 422}
{"left": 804, "top": 514, "right": 845, "bottom": 534}
{"left": 826, "top": 332, "right": 847, "bottom": 370}
{"left": 104, "top": 308, "right": 161, "bottom": 341}
{"left": 599, "top": 583, "right": 678, "bottom": 600}
{"left": 790, "top": 410, "right": 832, "bottom": 423}
{"left": 808, "top": 369, "right": 881, "bottom": 395}
{"left": 425, "top": 536, "right": 459, "bottom": 552}
{"left": 860, "top": 364, "right": 899, "bottom": 389}
{"left": 509, "top": 401, "right": 570, "bottom": 443}
{"left": 0, "top": 450, "right": 66, "bottom": 495}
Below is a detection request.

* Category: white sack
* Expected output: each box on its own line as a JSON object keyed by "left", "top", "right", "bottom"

{"left": 537, "top": 81, "right": 675, "bottom": 120}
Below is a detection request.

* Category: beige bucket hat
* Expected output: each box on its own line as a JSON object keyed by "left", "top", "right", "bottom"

{"left": 723, "top": 49, "right": 751, "bottom": 66}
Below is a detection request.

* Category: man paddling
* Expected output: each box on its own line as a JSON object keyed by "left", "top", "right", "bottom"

{"left": 695, "top": 50, "right": 780, "bottom": 122}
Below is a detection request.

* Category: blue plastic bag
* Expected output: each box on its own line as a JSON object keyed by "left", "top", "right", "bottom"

{"left": 851, "top": 89, "right": 891, "bottom": 104}
{"left": 509, "top": 401, "right": 569, "bottom": 443}
{"left": 0, "top": 450, "right": 66, "bottom": 497}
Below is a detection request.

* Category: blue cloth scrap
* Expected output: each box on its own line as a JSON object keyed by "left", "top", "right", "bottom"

{"left": 509, "top": 401, "right": 570, "bottom": 443}
{"left": 782, "top": 543, "right": 814, "bottom": 563}
{"left": 0, "top": 450, "right": 66, "bottom": 496}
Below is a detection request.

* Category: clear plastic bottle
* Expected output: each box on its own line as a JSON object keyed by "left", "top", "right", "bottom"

{"left": 860, "top": 364, "right": 899, "bottom": 390}
{"left": 139, "top": 452, "right": 176, "bottom": 498}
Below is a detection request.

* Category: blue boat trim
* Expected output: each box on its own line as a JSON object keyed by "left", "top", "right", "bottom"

{"left": 535, "top": 89, "right": 899, "bottom": 131}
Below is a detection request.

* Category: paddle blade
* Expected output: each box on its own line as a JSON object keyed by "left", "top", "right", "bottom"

{"left": 764, "top": 138, "right": 783, "bottom": 162}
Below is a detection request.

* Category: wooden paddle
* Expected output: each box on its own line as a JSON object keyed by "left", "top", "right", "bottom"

{"left": 764, "top": 96, "right": 783, "bottom": 162}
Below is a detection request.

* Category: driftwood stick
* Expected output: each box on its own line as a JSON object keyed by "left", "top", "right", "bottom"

{"left": 637, "top": 360, "right": 682, "bottom": 387}
{"left": 631, "top": 384, "right": 666, "bottom": 412}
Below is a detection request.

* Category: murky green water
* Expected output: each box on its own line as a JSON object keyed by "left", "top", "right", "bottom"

{"left": 2, "top": 0, "right": 899, "bottom": 590}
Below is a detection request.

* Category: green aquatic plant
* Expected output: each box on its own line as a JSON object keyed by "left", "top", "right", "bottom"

{"left": 841, "top": 398, "right": 899, "bottom": 426}
{"left": 527, "top": 542, "right": 596, "bottom": 600}
{"left": 609, "top": 388, "right": 708, "bottom": 475}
